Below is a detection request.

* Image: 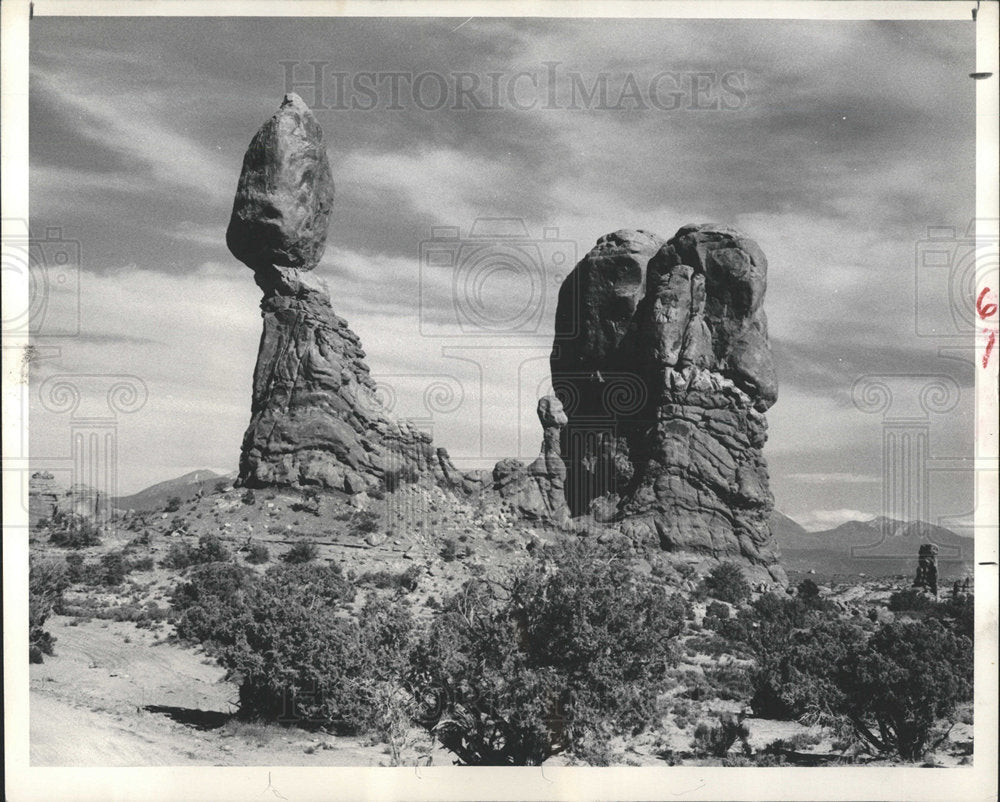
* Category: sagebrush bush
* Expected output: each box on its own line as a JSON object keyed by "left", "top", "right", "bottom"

{"left": 172, "top": 561, "right": 405, "bottom": 733}
{"left": 408, "top": 539, "right": 688, "bottom": 765}
{"left": 164, "top": 496, "right": 182, "bottom": 513}
{"left": 692, "top": 715, "right": 751, "bottom": 758}
{"left": 350, "top": 511, "right": 381, "bottom": 536}
{"left": 837, "top": 619, "right": 972, "bottom": 761}
{"left": 703, "top": 562, "right": 751, "bottom": 605}
{"left": 281, "top": 540, "right": 319, "bottom": 564}
{"left": 29, "top": 557, "right": 69, "bottom": 663}
{"left": 246, "top": 542, "right": 270, "bottom": 564}
{"left": 719, "top": 589, "right": 974, "bottom": 761}
{"left": 161, "top": 533, "right": 232, "bottom": 569}
{"left": 748, "top": 618, "right": 866, "bottom": 720}
{"left": 47, "top": 512, "right": 102, "bottom": 549}
{"left": 357, "top": 566, "right": 419, "bottom": 592}
{"left": 888, "top": 588, "right": 935, "bottom": 613}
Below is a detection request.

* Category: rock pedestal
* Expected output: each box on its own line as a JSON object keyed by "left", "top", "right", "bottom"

{"left": 228, "top": 95, "right": 458, "bottom": 493}
{"left": 913, "top": 543, "right": 939, "bottom": 596}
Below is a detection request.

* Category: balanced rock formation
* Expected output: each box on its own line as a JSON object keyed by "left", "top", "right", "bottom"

{"left": 228, "top": 95, "right": 459, "bottom": 493}
{"left": 550, "top": 225, "right": 784, "bottom": 584}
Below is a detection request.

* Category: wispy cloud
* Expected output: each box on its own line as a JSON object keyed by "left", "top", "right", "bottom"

{"left": 785, "top": 473, "right": 881, "bottom": 485}
{"left": 26, "top": 16, "right": 976, "bottom": 520}
{"left": 796, "top": 509, "right": 878, "bottom": 532}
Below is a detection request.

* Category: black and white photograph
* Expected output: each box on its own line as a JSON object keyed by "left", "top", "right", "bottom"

{"left": 3, "top": 1, "right": 997, "bottom": 800}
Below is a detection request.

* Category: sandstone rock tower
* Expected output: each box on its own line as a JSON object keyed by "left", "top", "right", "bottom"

{"left": 550, "top": 226, "right": 784, "bottom": 583}
{"left": 227, "top": 94, "right": 458, "bottom": 492}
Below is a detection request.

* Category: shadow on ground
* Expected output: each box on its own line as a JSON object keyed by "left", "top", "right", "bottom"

{"left": 143, "top": 705, "right": 230, "bottom": 730}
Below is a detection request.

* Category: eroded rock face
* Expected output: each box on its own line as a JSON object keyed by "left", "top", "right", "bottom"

{"left": 229, "top": 96, "right": 458, "bottom": 493}
{"left": 550, "top": 224, "right": 784, "bottom": 584}
{"left": 28, "top": 472, "right": 109, "bottom": 526}
{"left": 494, "top": 396, "right": 571, "bottom": 527}
{"left": 913, "top": 543, "right": 939, "bottom": 596}
{"left": 227, "top": 93, "right": 335, "bottom": 272}
{"left": 550, "top": 230, "right": 665, "bottom": 516}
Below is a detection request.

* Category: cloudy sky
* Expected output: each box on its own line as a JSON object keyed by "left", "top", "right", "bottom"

{"left": 27, "top": 15, "right": 979, "bottom": 532}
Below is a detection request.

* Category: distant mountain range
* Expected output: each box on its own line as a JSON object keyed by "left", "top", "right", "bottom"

{"left": 113, "top": 470, "right": 232, "bottom": 512}
{"left": 771, "top": 512, "right": 972, "bottom": 578}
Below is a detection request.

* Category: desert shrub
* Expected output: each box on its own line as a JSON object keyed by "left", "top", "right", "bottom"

{"left": 703, "top": 663, "right": 753, "bottom": 702}
{"left": 926, "top": 593, "right": 974, "bottom": 639}
{"left": 692, "top": 714, "right": 751, "bottom": 757}
{"left": 291, "top": 488, "right": 321, "bottom": 516}
{"left": 683, "top": 632, "right": 734, "bottom": 659}
{"left": 350, "top": 510, "right": 381, "bottom": 536}
{"left": 439, "top": 537, "right": 470, "bottom": 562}
{"left": 98, "top": 552, "right": 129, "bottom": 586}
{"left": 196, "top": 533, "right": 231, "bottom": 562}
{"left": 357, "top": 566, "right": 420, "bottom": 592}
{"left": 888, "top": 588, "right": 935, "bottom": 613}
{"left": 836, "top": 619, "right": 972, "bottom": 761}
{"left": 282, "top": 540, "right": 319, "bottom": 564}
{"left": 172, "top": 562, "right": 256, "bottom": 614}
{"left": 164, "top": 496, "right": 182, "bottom": 513}
{"left": 64, "top": 553, "right": 86, "bottom": 583}
{"left": 703, "top": 600, "right": 731, "bottom": 631}
{"left": 703, "top": 562, "right": 751, "bottom": 605}
{"left": 769, "top": 731, "right": 823, "bottom": 751}
{"left": 173, "top": 561, "right": 403, "bottom": 733}
{"left": 719, "top": 591, "right": 834, "bottom": 661}
{"left": 246, "top": 542, "right": 270, "bottom": 564}
{"left": 29, "top": 557, "right": 70, "bottom": 663}
{"left": 128, "top": 555, "right": 155, "bottom": 572}
{"left": 748, "top": 618, "right": 866, "bottom": 720}
{"left": 264, "top": 562, "right": 357, "bottom": 606}
{"left": 797, "top": 578, "right": 821, "bottom": 599}
{"left": 47, "top": 512, "right": 102, "bottom": 548}
{"left": 408, "top": 539, "right": 688, "bottom": 765}
{"left": 241, "top": 489, "right": 256, "bottom": 506}
{"left": 161, "top": 541, "right": 197, "bottom": 569}
{"left": 161, "top": 534, "right": 231, "bottom": 569}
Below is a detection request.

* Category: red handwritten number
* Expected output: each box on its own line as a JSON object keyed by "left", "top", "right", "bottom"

{"left": 978, "top": 287, "right": 998, "bottom": 369}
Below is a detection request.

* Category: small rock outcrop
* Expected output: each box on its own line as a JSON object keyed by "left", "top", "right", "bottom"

{"left": 28, "top": 471, "right": 109, "bottom": 526}
{"left": 913, "top": 543, "right": 939, "bottom": 596}
{"left": 550, "top": 225, "right": 784, "bottom": 584}
{"left": 493, "top": 396, "right": 571, "bottom": 527}
{"left": 228, "top": 95, "right": 458, "bottom": 493}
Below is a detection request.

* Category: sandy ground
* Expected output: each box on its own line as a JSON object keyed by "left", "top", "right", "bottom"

{"left": 30, "top": 616, "right": 444, "bottom": 767}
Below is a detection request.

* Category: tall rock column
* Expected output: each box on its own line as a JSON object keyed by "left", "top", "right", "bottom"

{"left": 227, "top": 94, "right": 456, "bottom": 492}
{"left": 549, "top": 229, "right": 665, "bottom": 515}
{"left": 551, "top": 224, "right": 785, "bottom": 584}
